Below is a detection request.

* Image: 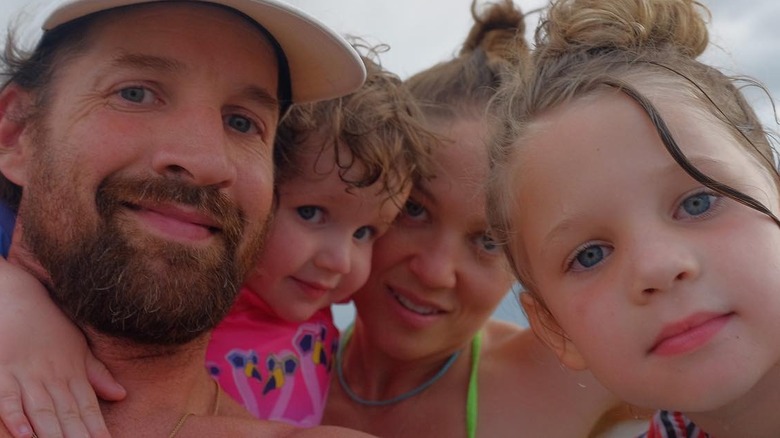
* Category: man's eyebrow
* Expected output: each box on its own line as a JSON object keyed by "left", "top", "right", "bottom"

{"left": 241, "top": 85, "right": 280, "bottom": 113}
{"left": 108, "top": 53, "right": 279, "bottom": 112}
{"left": 110, "top": 53, "right": 185, "bottom": 73}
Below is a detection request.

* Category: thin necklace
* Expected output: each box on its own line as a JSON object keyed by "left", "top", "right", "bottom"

{"left": 168, "top": 378, "right": 221, "bottom": 438}
{"left": 336, "top": 325, "right": 461, "bottom": 407}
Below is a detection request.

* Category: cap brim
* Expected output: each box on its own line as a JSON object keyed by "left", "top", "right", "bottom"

{"left": 43, "top": 0, "right": 366, "bottom": 103}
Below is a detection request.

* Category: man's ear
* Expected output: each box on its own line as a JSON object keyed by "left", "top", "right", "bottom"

{"left": 0, "top": 83, "right": 34, "bottom": 186}
{"left": 521, "top": 292, "right": 589, "bottom": 371}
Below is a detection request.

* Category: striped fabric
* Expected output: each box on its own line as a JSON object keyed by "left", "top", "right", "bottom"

{"left": 639, "top": 411, "right": 710, "bottom": 438}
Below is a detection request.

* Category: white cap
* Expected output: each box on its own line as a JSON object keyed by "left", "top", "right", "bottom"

{"left": 42, "top": 0, "right": 366, "bottom": 103}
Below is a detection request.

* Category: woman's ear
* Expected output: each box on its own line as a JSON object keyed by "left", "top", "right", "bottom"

{"left": 521, "top": 292, "right": 589, "bottom": 371}
{"left": 0, "top": 84, "right": 33, "bottom": 185}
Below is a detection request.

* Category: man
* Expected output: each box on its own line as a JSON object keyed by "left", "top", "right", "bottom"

{"left": 0, "top": 0, "right": 372, "bottom": 436}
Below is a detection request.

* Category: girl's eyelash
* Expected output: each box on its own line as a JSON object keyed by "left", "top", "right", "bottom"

{"left": 674, "top": 188, "right": 723, "bottom": 220}
{"left": 564, "top": 241, "right": 609, "bottom": 272}
{"left": 564, "top": 246, "right": 583, "bottom": 271}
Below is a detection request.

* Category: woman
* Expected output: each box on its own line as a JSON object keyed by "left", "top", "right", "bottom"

{"left": 322, "top": 2, "right": 628, "bottom": 437}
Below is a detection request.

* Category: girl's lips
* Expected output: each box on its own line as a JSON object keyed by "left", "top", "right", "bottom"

{"left": 292, "top": 278, "right": 331, "bottom": 299}
{"left": 650, "top": 312, "right": 734, "bottom": 356}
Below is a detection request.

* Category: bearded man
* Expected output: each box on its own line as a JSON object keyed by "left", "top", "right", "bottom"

{"left": 0, "top": 1, "right": 372, "bottom": 436}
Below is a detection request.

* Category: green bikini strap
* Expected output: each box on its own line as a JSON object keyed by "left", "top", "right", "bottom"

{"left": 466, "top": 331, "right": 482, "bottom": 438}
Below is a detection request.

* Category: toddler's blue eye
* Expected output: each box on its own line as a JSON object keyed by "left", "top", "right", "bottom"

{"left": 681, "top": 193, "right": 712, "bottom": 216}
{"left": 297, "top": 206, "right": 322, "bottom": 222}
{"left": 353, "top": 226, "right": 374, "bottom": 241}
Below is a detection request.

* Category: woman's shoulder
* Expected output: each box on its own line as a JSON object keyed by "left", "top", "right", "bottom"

{"left": 479, "top": 319, "right": 552, "bottom": 363}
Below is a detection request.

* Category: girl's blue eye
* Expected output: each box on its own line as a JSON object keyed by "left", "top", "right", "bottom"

{"left": 119, "top": 87, "right": 150, "bottom": 103}
{"left": 569, "top": 244, "right": 612, "bottom": 271}
{"left": 297, "top": 206, "right": 323, "bottom": 222}
{"left": 225, "top": 114, "right": 255, "bottom": 133}
{"left": 577, "top": 246, "right": 603, "bottom": 268}
{"left": 679, "top": 192, "right": 716, "bottom": 217}
{"left": 477, "top": 233, "right": 501, "bottom": 254}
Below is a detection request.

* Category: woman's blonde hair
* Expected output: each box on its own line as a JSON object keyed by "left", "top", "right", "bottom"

{"left": 405, "top": 0, "right": 530, "bottom": 121}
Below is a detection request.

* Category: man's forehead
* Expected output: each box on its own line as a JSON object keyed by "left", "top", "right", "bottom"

{"left": 42, "top": 0, "right": 365, "bottom": 104}
{"left": 42, "top": 3, "right": 281, "bottom": 117}
{"left": 83, "top": 5, "right": 278, "bottom": 74}
{"left": 78, "top": 3, "right": 282, "bottom": 104}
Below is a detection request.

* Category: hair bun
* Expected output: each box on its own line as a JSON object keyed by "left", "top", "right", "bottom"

{"left": 462, "top": 0, "right": 529, "bottom": 64}
{"left": 539, "top": 0, "right": 709, "bottom": 58}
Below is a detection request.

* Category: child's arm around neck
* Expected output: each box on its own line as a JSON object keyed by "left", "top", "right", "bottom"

{"left": 0, "top": 257, "right": 125, "bottom": 438}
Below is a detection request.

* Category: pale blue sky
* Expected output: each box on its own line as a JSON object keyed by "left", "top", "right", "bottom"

{"left": 2, "top": 0, "right": 777, "bottom": 123}
{"left": 288, "top": 0, "right": 780, "bottom": 126}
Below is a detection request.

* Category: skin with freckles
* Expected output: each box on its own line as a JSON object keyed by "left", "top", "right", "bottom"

{"left": 349, "top": 118, "right": 509, "bottom": 360}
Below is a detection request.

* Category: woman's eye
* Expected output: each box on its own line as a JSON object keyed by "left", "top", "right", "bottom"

{"left": 353, "top": 226, "right": 375, "bottom": 242}
{"left": 225, "top": 114, "right": 257, "bottom": 134}
{"left": 118, "top": 86, "right": 154, "bottom": 104}
{"left": 297, "top": 206, "right": 323, "bottom": 223}
{"left": 568, "top": 244, "right": 612, "bottom": 271}
{"left": 676, "top": 192, "right": 718, "bottom": 219}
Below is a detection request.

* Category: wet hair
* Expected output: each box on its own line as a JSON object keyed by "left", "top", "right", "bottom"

{"left": 273, "top": 47, "right": 436, "bottom": 204}
{"left": 404, "top": 0, "right": 530, "bottom": 122}
{"left": 0, "top": 3, "right": 292, "bottom": 211}
{"left": 488, "top": 0, "right": 779, "bottom": 319}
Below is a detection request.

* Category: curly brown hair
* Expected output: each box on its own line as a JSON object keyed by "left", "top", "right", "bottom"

{"left": 273, "top": 47, "right": 436, "bottom": 204}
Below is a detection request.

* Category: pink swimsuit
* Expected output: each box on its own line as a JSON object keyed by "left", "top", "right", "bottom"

{"left": 206, "top": 287, "right": 339, "bottom": 426}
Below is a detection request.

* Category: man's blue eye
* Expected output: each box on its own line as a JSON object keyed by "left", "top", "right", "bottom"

{"left": 226, "top": 115, "right": 253, "bottom": 133}
{"left": 681, "top": 192, "right": 712, "bottom": 216}
{"left": 119, "top": 87, "right": 147, "bottom": 103}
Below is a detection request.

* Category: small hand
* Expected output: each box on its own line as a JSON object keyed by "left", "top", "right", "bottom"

{"left": 0, "top": 260, "right": 125, "bottom": 437}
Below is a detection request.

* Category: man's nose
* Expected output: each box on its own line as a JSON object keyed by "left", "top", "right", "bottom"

{"left": 151, "top": 106, "right": 237, "bottom": 188}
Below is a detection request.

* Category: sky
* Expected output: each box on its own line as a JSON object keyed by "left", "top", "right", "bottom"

{"left": 1, "top": 0, "right": 778, "bottom": 327}
{"left": 285, "top": 0, "right": 780, "bottom": 125}
{"left": 1, "top": 0, "right": 777, "bottom": 121}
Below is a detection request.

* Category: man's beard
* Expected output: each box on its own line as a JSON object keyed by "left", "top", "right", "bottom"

{"left": 19, "top": 141, "right": 268, "bottom": 346}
